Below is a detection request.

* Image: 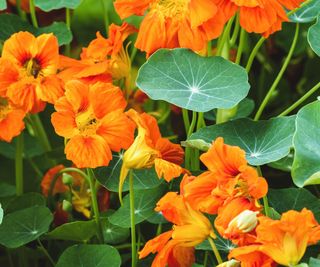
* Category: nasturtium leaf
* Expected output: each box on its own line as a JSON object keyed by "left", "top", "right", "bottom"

{"left": 292, "top": 101, "right": 320, "bottom": 187}
{"left": 268, "top": 151, "right": 294, "bottom": 172}
{"left": 136, "top": 48, "right": 250, "bottom": 112}
{"left": 0, "top": 182, "right": 15, "bottom": 198}
{"left": 289, "top": 0, "right": 320, "bottom": 23}
{"left": 102, "top": 217, "right": 129, "bottom": 244}
{"left": 147, "top": 210, "right": 168, "bottom": 224}
{"left": 268, "top": 188, "right": 320, "bottom": 221}
{"left": 35, "top": 0, "right": 82, "bottom": 11}
{"left": 5, "top": 193, "right": 46, "bottom": 214}
{"left": 0, "top": 206, "right": 53, "bottom": 248}
{"left": 0, "top": 204, "right": 3, "bottom": 225}
{"left": 56, "top": 244, "right": 121, "bottom": 267}
{"left": 0, "top": 0, "right": 7, "bottom": 10}
{"left": 109, "top": 186, "right": 166, "bottom": 228}
{"left": 196, "top": 235, "right": 235, "bottom": 253}
{"left": 309, "top": 257, "right": 320, "bottom": 267}
{"left": 95, "top": 152, "right": 163, "bottom": 192}
{"left": 0, "top": 14, "right": 72, "bottom": 46}
{"left": 308, "top": 16, "right": 320, "bottom": 57}
{"left": 46, "top": 220, "right": 96, "bottom": 242}
{"left": 188, "top": 116, "right": 296, "bottom": 165}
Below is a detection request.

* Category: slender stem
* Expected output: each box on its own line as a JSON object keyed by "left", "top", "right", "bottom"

{"left": 15, "top": 134, "right": 24, "bottom": 196}
{"left": 208, "top": 237, "right": 223, "bottom": 264}
{"left": 187, "top": 111, "right": 197, "bottom": 137}
{"left": 129, "top": 170, "right": 137, "bottom": 267}
{"left": 245, "top": 37, "right": 265, "bottom": 72}
{"left": 182, "top": 109, "right": 190, "bottom": 134}
{"left": 197, "top": 112, "right": 205, "bottom": 129}
{"left": 287, "top": 0, "right": 313, "bottom": 17}
{"left": 203, "top": 251, "right": 209, "bottom": 267}
{"left": 29, "top": 0, "right": 39, "bottom": 28}
{"left": 235, "top": 28, "right": 246, "bottom": 65}
{"left": 37, "top": 239, "right": 55, "bottom": 266}
{"left": 254, "top": 23, "right": 300, "bottom": 121}
{"left": 65, "top": 8, "right": 71, "bottom": 56}
{"left": 230, "top": 13, "right": 240, "bottom": 47}
{"left": 257, "top": 166, "right": 270, "bottom": 217}
{"left": 278, "top": 81, "right": 320, "bottom": 117}
{"left": 87, "top": 168, "right": 104, "bottom": 243}
{"left": 30, "top": 114, "right": 52, "bottom": 152}
{"left": 16, "top": 0, "right": 27, "bottom": 20}
{"left": 216, "top": 17, "right": 234, "bottom": 56}
{"left": 101, "top": 0, "right": 110, "bottom": 36}
{"left": 156, "top": 223, "right": 162, "bottom": 236}
{"left": 207, "top": 41, "right": 212, "bottom": 57}
{"left": 27, "top": 158, "right": 43, "bottom": 178}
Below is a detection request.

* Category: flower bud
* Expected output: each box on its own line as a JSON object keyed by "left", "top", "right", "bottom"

{"left": 62, "top": 173, "right": 74, "bottom": 186}
{"left": 226, "top": 210, "right": 259, "bottom": 234}
{"left": 62, "top": 199, "right": 72, "bottom": 213}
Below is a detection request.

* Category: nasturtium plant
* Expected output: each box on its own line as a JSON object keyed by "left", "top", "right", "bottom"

{"left": 0, "top": 203, "right": 3, "bottom": 225}
{"left": 35, "top": 0, "right": 82, "bottom": 11}
{"left": 0, "top": 0, "right": 6, "bottom": 11}
{"left": 308, "top": 15, "right": 320, "bottom": 57}
{"left": 289, "top": 0, "right": 320, "bottom": 23}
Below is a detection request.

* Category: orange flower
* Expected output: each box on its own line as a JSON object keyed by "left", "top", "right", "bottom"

{"left": 51, "top": 80, "right": 135, "bottom": 168}
{"left": 114, "top": 0, "right": 226, "bottom": 56}
{"left": 183, "top": 137, "right": 268, "bottom": 214}
{"left": 139, "top": 192, "right": 215, "bottom": 266}
{"left": 41, "top": 165, "right": 69, "bottom": 197}
{"left": 0, "top": 97, "right": 25, "bottom": 142}
{"left": 213, "top": 0, "right": 305, "bottom": 37}
{"left": 256, "top": 208, "right": 320, "bottom": 266}
{"left": 0, "top": 32, "right": 64, "bottom": 113}
{"left": 119, "top": 109, "right": 184, "bottom": 199}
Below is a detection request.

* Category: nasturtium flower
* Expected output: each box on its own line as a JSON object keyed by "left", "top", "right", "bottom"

{"left": 0, "top": 97, "right": 25, "bottom": 142}
{"left": 51, "top": 80, "right": 135, "bottom": 168}
{"left": 183, "top": 137, "right": 268, "bottom": 214}
{"left": 114, "top": 0, "right": 226, "bottom": 56}
{"left": 217, "top": 259, "right": 240, "bottom": 267}
{"left": 139, "top": 192, "right": 215, "bottom": 267}
{"left": 0, "top": 32, "right": 64, "bottom": 113}
{"left": 119, "top": 109, "right": 184, "bottom": 198}
{"left": 214, "top": 0, "right": 305, "bottom": 37}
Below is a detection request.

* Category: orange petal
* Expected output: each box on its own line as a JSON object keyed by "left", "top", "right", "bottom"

{"left": 64, "top": 80, "right": 90, "bottom": 113}
{"left": 189, "top": 0, "right": 218, "bottom": 28}
{"left": 114, "top": 0, "right": 153, "bottom": 19}
{"left": 37, "top": 75, "right": 64, "bottom": 104}
{"left": 154, "top": 158, "right": 182, "bottom": 182}
{"left": 0, "top": 58, "right": 20, "bottom": 97}
{"left": 155, "top": 138, "right": 184, "bottom": 165}
{"left": 0, "top": 106, "right": 25, "bottom": 142}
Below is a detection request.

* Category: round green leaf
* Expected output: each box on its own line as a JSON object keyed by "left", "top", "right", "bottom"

{"left": 292, "top": 101, "right": 320, "bottom": 187}
{"left": 109, "top": 186, "right": 165, "bottom": 228}
{"left": 56, "top": 244, "right": 121, "bottom": 267}
{"left": 188, "top": 116, "right": 296, "bottom": 165}
{"left": 0, "top": 206, "right": 53, "bottom": 248}
{"left": 289, "top": 0, "right": 320, "bottom": 23}
{"left": 102, "top": 217, "right": 129, "bottom": 244}
{"left": 46, "top": 220, "right": 96, "bottom": 242}
{"left": 310, "top": 258, "right": 320, "bottom": 267}
{"left": 95, "top": 152, "right": 163, "bottom": 192}
{"left": 35, "top": 0, "right": 82, "bottom": 11}
{"left": 136, "top": 48, "right": 250, "bottom": 112}
{"left": 0, "top": 0, "right": 7, "bottom": 10}
{"left": 5, "top": 193, "right": 46, "bottom": 214}
{"left": 308, "top": 15, "right": 320, "bottom": 57}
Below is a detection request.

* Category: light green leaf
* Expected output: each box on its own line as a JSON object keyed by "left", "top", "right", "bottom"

{"left": 309, "top": 257, "right": 320, "bottom": 267}
{"left": 136, "top": 48, "right": 250, "bottom": 112}
{"left": 268, "top": 188, "right": 320, "bottom": 221}
{"left": 5, "top": 193, "right": 45, "bottom": 214}
{"left": 308, "top": 16, "right": 320, "bottom": 57}
{"left": 289, "top": 0, "right": 320, "bottom": 23}
{"left": 109, "top": 186, "right": 165, "bottom": 228}
{"left": 0, "top": 203, "right": 3, "bottom": 225}
{"left": 95, "top": 152, "right": 163, "bottom": 192}
{"left": 0, "top": 206, "right": 53, "bottom": 248}
{"left": 292, "top": 101, "right": 320, "bottom": 187}
{"left": 188, "top": 116, "right": 296, "bottom": 165}
{"left": 268, "top": 151, "right": 294, "bottom": 172}
{"left": 46, "top": 221, "right": 96, "bottom": 242}
{"left": 56, "top": 244, "right": 121, "bottom": 267}
{"left": 35, "top": 0, "right": 82, "bottom": 11}
{"left": 0, "top": 0, "right": 7, "bottom": 10}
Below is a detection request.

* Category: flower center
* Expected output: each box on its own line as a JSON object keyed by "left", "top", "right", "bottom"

{"left": 24, "top": 58, "right": 42, "bottom": 78}
{"left": 76, "top": 109, "right": 99, "bottom": 136}
{"left": 0, "top": 98, "right": 10, "bottom": 121}
{"left": 154, "top": 0, "right": 189, "bottom": 19}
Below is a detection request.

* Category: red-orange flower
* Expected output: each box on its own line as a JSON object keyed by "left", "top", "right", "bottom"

{"left": 114, "top": 0, "right": 226, "bottom": 56}
{"left": 213, "top": 0, "right": 305, "bottom": 37}
{"left": 51, "top": 80, "right": 135, "bottom": 168}
{"left": 0, "top": 32, "right": 64, "bottom": 113}
{"left": 139, "top": 192, "right": 215, "bottom": 267}
{"left": 0, "top": 97, "right": 25, "bottom": 142}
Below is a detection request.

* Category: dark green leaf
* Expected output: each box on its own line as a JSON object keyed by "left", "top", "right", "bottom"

{"left": 56, "top": 244, "right": 121, "bottom": 267}
{"left": 102, "top": 217, "right": 129, "bottom": 244}
{"left": 35, "top": 0, "right": 82, "bottom": 11}
{"left": 136, "top": 48, "right": 250, "bottom": 112}
{"left": 5, "top": 193, "right": 45, "bottom": 214}
{"left": 0, "top": 206, "right": 53, "bottom": 248}
{"left": 268, "top": 151, "right": 294, "bottom": 172}
{"left": 0, "top": 182, "right": 15, "bottom": 197}
{"left": 308, "top": 15, "right": 320, "bottom": 57}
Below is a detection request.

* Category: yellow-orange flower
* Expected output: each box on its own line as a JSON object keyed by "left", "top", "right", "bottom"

{"left": 0, "top": 97, "right": 25, "bottom": 142}
{"left": 51, "top": 80, "right": 135, "bottom": 168}
{"left": 213, "top": 0, "right": 305, "bottom": 37}
{"left": 119, "top": 109, "right": 184, "bottom": 199}
{"left": 0, "top": 32, "right": 64, "bottom": 113}
{"left": 183, "top": 137, "right": 268, "bottom": 214}
{"left": 139, "top": 192, "right": 215, "bottom": 267}
{"left": 114, "top": 0, "right": 226, "bottom": 56}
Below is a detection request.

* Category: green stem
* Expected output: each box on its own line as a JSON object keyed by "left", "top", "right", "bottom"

{"left": 245, "top": 37, "right": 265, "bottom": 72}
{"left": 65, "top": 8, "right": 71, "bottom": 56}
{"left": 216, "top": 16, "right": 234, "bottom": 56}
{"left": 196, "top": 112, "right": 205, "bottom": 130}
{"left": 101, "top": 0, "right": 110, "bottom": 36}
{"left": 257, "top": 166, "right": 270, "bottom": 217}
{"left": 129, "top": 170, "right": 137, "bottom": 267}
{"left": 230, "top": 13, "right": 240, "bottom": 47}
{"left": 278, "top": 82, "right": 320, "bottom": 117}
{"left": 235, "top": 28, "right": 246, "bottom": 65}
{"left": 87, "top": 168, "right": 104, "bottom": 243}
{"left": 287, "top": 0, "right": 313, "bottom": 17}
{"left": 30, "top": 114, "right": 52, "bottom": 152}
{"left": 182, "top": 109, "right": 190, "bottom": 134}
{"left": 207, "top": 41, "right": 212, "bottom": 57}
{"left": 27, "top": 158, "right": 43, "bottom": 178}
{"left": 208, "top": 237, "right": 223, "bottom": 264}
{"left": 254, "top": 23, "right": 300, "bottom": 121}
{"left": 187, "top": 111, "right": 197, "bottom": 137}
{"left": 16, "top": 0, "right": 27, "bottom": 20}
{"left": 15, "top": 134, "right": 24, "bottom": 196}
{"left": 203, "top": 251, "right": 209, "bottom": 267}
{"left": 37, "top": 239, "right": 55, "bottom": 266}
{"left": 29, "top": 0, "right": 38, "bottom": 28}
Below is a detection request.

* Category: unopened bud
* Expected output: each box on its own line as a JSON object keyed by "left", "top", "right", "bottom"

{"left": 217, "top": 259, "right": 240, "bottom": 267}
{"left": 62, "top": 173, "right": 73, "bottom": 186}
{"left": 227, "top": 210, "right": 259, "bottom": 234}
{"left": 62, "top": 200, "right": 72, "bottom": 212}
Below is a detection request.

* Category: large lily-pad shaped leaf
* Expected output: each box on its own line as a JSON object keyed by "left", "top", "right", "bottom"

{"left": 56, "top": 244, "right": 121, "bottom": 267}
{"left": 136, "top": 48, "right": 250, "bottom": 112}
{"left": 35, "top": 0, "right": 82, "bottom": 11}
{"left": 187, "top": 116, "right": 295, "bottom": 166}
{"left": 0, "top": 0, "right": 7, "bottom": 10}
{"left": 0, "top": 206, "right": 53, "bottom": 248}
{"left": 308, "top": 15, "right": 320, "bottom": 57}
{"left": 289, "top": 0, "right": 320, "bottom": 23}
{"left": 292, "top": 101, "right": 320, "bottom": 187}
